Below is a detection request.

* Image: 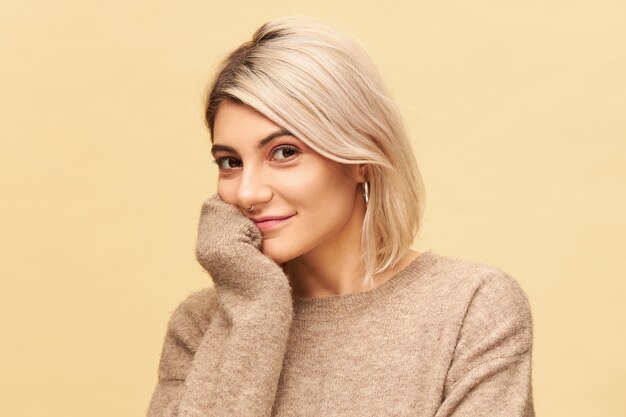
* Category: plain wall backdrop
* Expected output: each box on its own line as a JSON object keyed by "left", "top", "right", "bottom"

{"left": 1, "top": 1, "right": 624, "bottom": 416}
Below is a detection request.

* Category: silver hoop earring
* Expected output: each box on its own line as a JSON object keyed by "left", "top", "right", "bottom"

{"left": 363, "top": 181, "right": 369, "bottom": 206}
{"left": 246, "top": 205, "right": 254, "bottom": 212}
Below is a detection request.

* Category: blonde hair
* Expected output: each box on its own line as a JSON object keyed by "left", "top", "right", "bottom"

{"left": 203, "top": 15, "right": 426, "bottom": 288}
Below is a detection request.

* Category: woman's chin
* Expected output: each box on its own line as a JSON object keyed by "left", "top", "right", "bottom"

{"left": 261, "top": 247, "right": 291, "bottom": 266}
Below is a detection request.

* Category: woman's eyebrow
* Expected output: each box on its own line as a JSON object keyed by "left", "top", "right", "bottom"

{"left": 211, "top": 129, "right": 294, "bottom": 156}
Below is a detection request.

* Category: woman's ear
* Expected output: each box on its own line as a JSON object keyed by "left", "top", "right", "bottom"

{"left": 347, "top": 163, "right": 368, "bottom": 183}
{"left": 357, "top": 163, "right": 368, "bottom": 183}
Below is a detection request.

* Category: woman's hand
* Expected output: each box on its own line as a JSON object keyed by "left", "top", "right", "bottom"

{"left": 194, "top": 193, "right": 292, "bottom": 307}
{"left": 195, "top": 193, "right": 262, "bottom": 270}
{"left": 149, "top": 194, "right": 293, "bottom": 417}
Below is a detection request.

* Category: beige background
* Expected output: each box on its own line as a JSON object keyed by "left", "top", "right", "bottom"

{"left": 1, "top": 1, "right": 624, "bottom": 416}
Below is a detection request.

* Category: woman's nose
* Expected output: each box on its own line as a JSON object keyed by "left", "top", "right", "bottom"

{"left": 236, "top": 166, "right": 272, "bottom": 209}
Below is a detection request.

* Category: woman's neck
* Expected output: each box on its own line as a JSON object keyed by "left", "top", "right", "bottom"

{"left": 283, "top": 217, "right": 420, "bottom": 299}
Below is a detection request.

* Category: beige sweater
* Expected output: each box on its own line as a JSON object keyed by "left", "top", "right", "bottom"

{"left": 146, "top": 195, "right": 535, "bottom": 416}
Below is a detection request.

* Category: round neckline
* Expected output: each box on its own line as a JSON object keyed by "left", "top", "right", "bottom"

{"left": 291, "top": 250, "right": 440, "bottom": 320}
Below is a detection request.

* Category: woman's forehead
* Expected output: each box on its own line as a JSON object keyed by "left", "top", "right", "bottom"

{"left": 213, "top": 102, "right": 313, "bottom": 151}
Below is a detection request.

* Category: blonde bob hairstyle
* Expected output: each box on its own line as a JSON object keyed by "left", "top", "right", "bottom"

{"left": 203, "top": 15, "right": 426, "bottom": 288}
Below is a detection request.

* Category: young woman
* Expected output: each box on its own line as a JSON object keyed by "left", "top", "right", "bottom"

{"left": 147, "top": 15, "right": 535, "bottom": 417}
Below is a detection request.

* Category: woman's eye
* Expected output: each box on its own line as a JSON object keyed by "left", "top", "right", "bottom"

{"left": 272, "top": 145, "right": 300, "bottom": 161}
{"left": 212, "top": 146, "right": 300, "bottom": 171}
{"left": 213, "top": 157, "right": 241, "bottom": 170}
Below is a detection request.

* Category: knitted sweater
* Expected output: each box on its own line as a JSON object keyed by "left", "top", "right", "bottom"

{"left": 146, "top": 194, "right": 535, "bottom": 416}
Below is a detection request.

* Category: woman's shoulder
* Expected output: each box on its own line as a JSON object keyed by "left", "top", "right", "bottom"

{"left": 422, "top": 252, "right": 534, "bottom": 385}
{"left": 418, "top": 251, "right": 533, "bottom": 324}
{"left": 174, "top": 285, "right": 218, "bottom": 312}
{"left": 425, "top": 250, "right": 530, "bottom": 295}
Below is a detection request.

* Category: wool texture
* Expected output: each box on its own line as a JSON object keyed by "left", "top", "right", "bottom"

{"left": 146, "top": 249, "right": 535, "bottom": 416}
{"left": 146, "top": 193, "right": 534, "bottom": 416}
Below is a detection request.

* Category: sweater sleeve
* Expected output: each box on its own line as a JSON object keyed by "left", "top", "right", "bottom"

{"left": 146, "top": 243, "right": 293, "bottom": 417}
{"left": 434, "top": 270, "right": 535, "bottom": 417}
{"left": 146, "top": 288, "right": 216, "bottom": 417}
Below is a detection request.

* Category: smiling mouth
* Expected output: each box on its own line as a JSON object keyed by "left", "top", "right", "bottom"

{"left": 254, "top": 214, "right": 295, "bottom": 231}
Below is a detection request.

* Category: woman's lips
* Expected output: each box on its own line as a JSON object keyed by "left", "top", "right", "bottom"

{"left": 254, "top": 214, "right": 295, "bottom": 231}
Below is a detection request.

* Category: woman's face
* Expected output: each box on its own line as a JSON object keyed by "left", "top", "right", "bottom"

{"left": 211, "top": 100, "right": 366, "bottom": 266}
